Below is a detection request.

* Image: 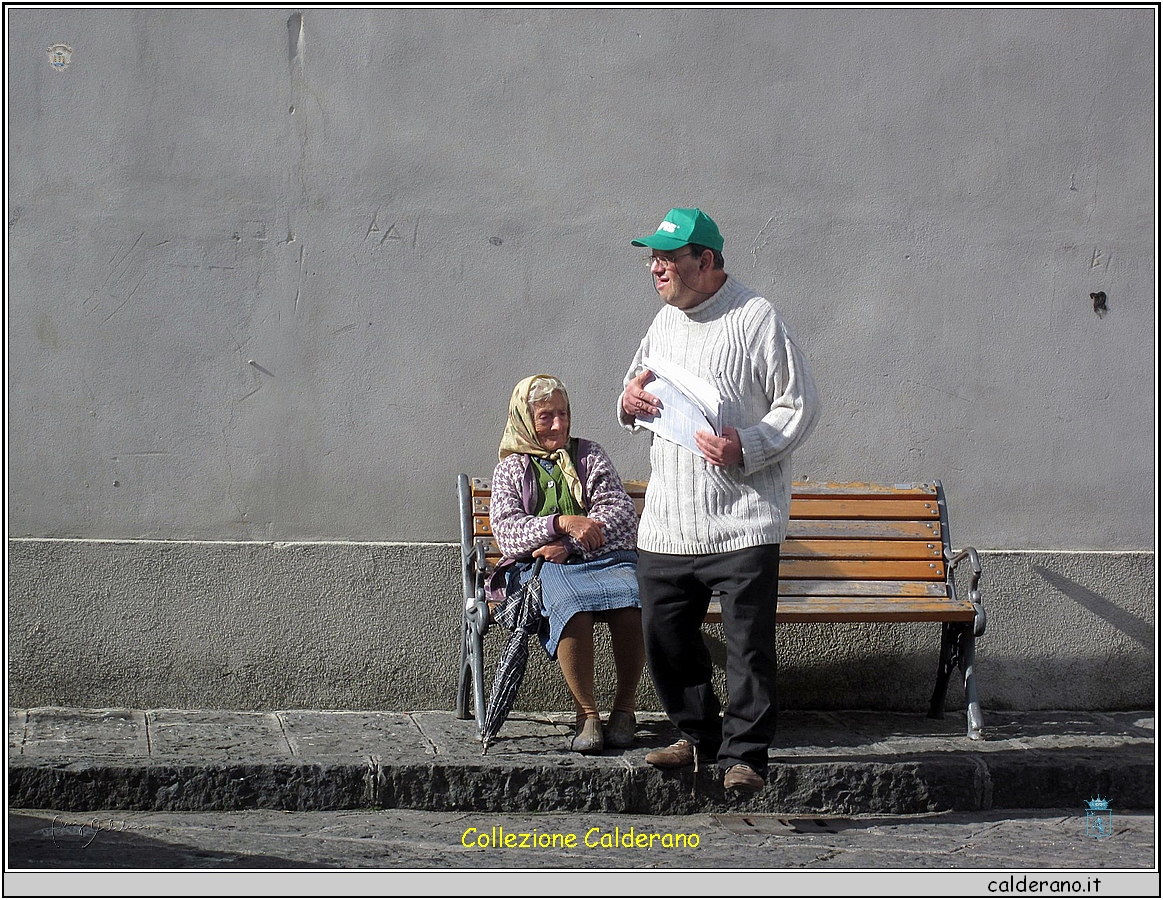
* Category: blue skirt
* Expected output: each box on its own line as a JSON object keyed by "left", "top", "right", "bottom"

{"left": 505, "top": 550, "right": 641, "bottom": 658}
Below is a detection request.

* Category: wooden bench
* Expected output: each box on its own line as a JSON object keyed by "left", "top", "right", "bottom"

{"left": 456, "top": 475, "right": 986, "bottom": 740}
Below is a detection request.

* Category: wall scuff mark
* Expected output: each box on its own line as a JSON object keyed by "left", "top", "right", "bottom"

{"left": 287, "top": 12, "right": 304, "bottom": 68}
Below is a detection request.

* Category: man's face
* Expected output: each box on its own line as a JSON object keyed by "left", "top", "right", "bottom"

{"left": 649, "top": 247, "right": 705, "bottom": 310}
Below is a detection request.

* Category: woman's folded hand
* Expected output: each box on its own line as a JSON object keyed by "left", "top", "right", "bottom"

{"left": 558, "top": 515, "right": 606, "bottom": 552}
{"left": 533, "top": 540, "right": 571, "bottom": 564}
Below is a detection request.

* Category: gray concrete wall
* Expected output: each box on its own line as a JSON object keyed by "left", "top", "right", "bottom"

{"left": 7, "top": 9, "right": 1156, "bottom": 711}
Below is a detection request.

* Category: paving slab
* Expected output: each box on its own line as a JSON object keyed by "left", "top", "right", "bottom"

{"left": 777, "top": 710, "right": 973, "bottom": 756}
{"left": 19, "top": 708, "right": 149, "bottom": 759}
{"left": 146, "top": 710, "right": 290, "bottom": 760}
{"left": 278, "top": 711, "right": 429, "bottom": 761}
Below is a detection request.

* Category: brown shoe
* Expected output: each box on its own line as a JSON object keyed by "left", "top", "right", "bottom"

{"left": 605, "top": 711, "right": 636, "bottom": 749}
{"left": 723, "top": 763, "right": 765, "bottom": 793}
{"left": 571, "top": 717, "right": 604, "bottom": 754}
{"left": 645, "top": 739, "right": 698, "bottom": 769}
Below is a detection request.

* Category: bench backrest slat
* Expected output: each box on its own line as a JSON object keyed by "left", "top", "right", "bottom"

{"left": 790, "top": 482, "right": 938, "bottom": 499}
{"left": 789, "top": 498, "right": 941, "bottom": 521}
{"left": 789, "top": 519, "right": 939, "bottom": 540}
{"left": 782, "top": 538, "right": 942, "bottom": 560}
{"left": 781, "top": 557, "right": 945, "bottom": 581}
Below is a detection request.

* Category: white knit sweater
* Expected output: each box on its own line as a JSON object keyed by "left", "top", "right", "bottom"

{"left": 620, "top": 275, "right": 820, "bottom": 554}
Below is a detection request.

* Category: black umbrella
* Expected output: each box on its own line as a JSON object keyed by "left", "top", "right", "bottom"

{"left": 480, "top": 557, "right": 546, "bottom": 754}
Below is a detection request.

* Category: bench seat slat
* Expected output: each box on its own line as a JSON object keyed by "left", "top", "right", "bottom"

{"left": 779, "top": 579, "right": 948, "bottom": 598}
{"left": 703, "top": 596, "right": 973, "bottom": 624}
{"left": 776, "top": 600, "right": 976, "bottom": 627}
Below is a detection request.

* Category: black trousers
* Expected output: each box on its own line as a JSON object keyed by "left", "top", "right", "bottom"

{"left": 637, "top": 544, "right": 781, "bottom": 773}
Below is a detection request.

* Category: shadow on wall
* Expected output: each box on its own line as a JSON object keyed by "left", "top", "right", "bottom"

{"left": 1034, "top": 566, "right": 1154, "bottom": 651}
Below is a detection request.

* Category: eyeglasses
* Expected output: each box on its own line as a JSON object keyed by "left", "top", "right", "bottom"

{"left": 644, "top": 251, "right": 695, "bottom": 268}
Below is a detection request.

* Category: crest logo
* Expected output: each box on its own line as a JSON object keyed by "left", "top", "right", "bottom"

{"left": 1085, "top": 797, "right": 1113, "bottom": 839}
{"left": 47, "top": 44, "right": 73, "bottom": 71}
{"left": 659, "top": 221, "right": 678, "bottom": 233}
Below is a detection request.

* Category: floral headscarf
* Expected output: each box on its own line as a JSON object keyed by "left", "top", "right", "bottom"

{"left": 498, "top": 375, "right": 584, "bottom": 509}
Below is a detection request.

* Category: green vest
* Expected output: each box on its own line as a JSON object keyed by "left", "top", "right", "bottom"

{"left": 532, "top": 439, "right": 585, "bottom": 517}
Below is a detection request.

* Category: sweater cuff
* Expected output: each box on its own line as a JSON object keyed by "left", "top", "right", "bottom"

{"left": 737, "top": 425, "right": 764, "bottom": 476}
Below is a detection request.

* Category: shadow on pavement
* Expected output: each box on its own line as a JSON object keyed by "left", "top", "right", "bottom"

{"left": 6, "top": 812, "right": 323, "bottom": 869}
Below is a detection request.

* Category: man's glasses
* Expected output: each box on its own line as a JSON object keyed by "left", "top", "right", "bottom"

{"left": 644, "top": 251, "right": 694, "bottom": 268}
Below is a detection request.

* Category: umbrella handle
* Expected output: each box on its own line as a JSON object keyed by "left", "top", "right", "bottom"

{"left": 531, "top": 557, "right": 545, "bottom": 577}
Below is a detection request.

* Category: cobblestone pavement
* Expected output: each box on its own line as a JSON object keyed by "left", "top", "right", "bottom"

{"left": 6, "top": 807, "right": 1158, "bottom": 897}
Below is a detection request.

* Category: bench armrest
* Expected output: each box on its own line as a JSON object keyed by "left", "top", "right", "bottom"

{"left": 946, "top": 545, "right": 986, "bottom": 637}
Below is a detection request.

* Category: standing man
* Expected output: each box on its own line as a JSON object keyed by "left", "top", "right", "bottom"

{"left": 620, "top": 207, "right": 820, "bottom": 793}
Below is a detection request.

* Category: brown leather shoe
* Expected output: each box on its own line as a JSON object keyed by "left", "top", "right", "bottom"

{"left": 571, "top": 717, "right": 604, "bottom": 754}
{"left": 605, "top": 711, "right": 636, "bottom": 749}
{"left": 723, "top": 763, "right": 765, "bottom": 793}
{"left": 645, "top": 739, "right": 697, "bottom": 768}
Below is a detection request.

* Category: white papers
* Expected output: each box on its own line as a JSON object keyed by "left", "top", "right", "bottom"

{"left": 635, "top": 355, "right": 722, "bottom": 459}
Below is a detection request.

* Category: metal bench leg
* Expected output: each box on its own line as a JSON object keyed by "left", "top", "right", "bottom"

{"left": 456, "top": 603, "right": 490, "bottom": 736}
{"left": 456, "top": 472, "right": 486, "bottom": 729}
{"left": 961, "top": 631, "right": 984, "bottom": 741}
{"left": 927, "top": 622, "right": 958, "bottom": 721}
{"left": 456, "top": 616, "right": 473, "bottom": 720}
{"left": 928, "top": 622, "right": 984, "bottom": 739}
{"left": 467, "top": 607, "right": 487, "bottom": 736}
{"left": 455, "top": 599, "right": 489, "bottom": 733}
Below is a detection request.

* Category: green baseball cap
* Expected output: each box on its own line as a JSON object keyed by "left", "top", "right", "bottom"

{"left": 632, "top": 207, "right": 724, "bottom": 252}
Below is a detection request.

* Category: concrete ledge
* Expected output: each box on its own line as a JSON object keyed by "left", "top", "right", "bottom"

{"left": 6, "top": 541, "right": 1155, "bottom": 710}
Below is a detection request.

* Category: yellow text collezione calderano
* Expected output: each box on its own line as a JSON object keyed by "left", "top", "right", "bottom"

{"left": 461, "top": 825, "right": 700, "bottom": 850}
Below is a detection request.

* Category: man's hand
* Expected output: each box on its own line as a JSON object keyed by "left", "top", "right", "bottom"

{"left": 557, "top": 515, "right": 606, "bottom": 551}
{"left": 695, "top": 426, "right": 744, "bottom": 468}
{"left": 621, "top": 369, "right": 662, "bottom": 419}
{"left": 533, "top": 540, "right": 570, "bottom": 564}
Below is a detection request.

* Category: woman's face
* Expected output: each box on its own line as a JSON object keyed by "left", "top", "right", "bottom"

{"left": 531, "top": 391, "right": 570, "bottom": 452}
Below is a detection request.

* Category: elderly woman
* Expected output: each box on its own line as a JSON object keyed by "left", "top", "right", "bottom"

{"left": 488, "top": 375, "right": 644, "bottom": 754}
